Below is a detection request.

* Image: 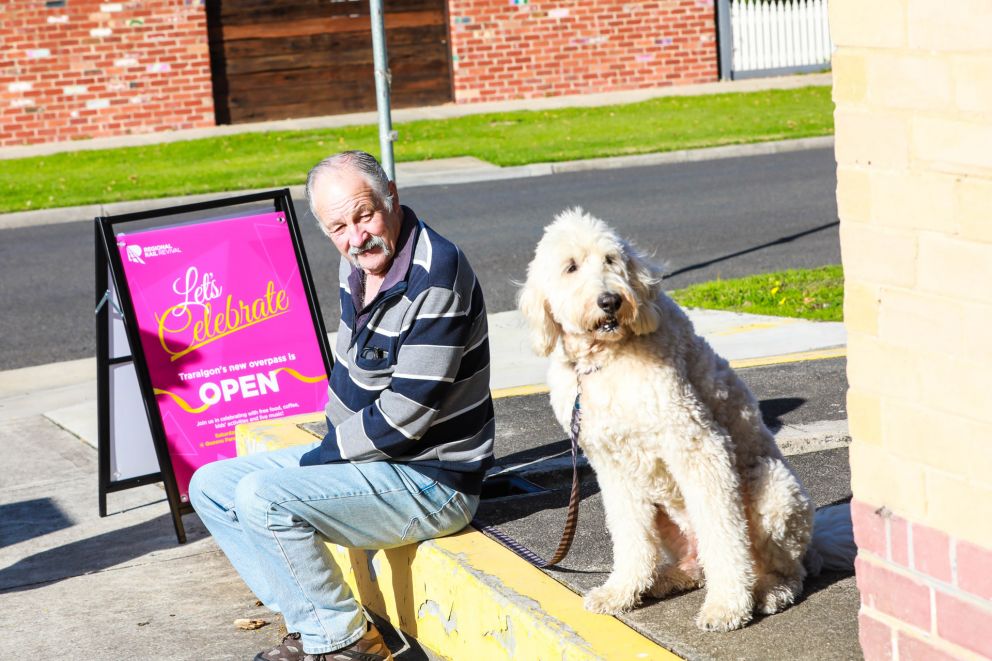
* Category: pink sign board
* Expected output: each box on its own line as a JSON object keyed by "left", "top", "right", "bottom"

{"left": 115, "top": 211, "right": 329, "bottom": 501}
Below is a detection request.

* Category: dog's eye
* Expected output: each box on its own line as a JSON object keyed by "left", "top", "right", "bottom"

{"left": 565, "top": 260, "right": 578, "bottom": 274}
{"left": 605, "top": 255, "right": 615, "bottom": 266}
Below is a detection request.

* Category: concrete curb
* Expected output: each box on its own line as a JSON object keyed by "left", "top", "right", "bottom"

{"left": 0, "top": 356, "right": 94, "bottom": 397}
{"left": 0, "top": 185, "right": 308, "bottom": 231}
{"left": 331, "top": 529, "right": 679, "bottom": 660}
{"left": 546, "top": 136, "right": 834, "bottom": 174}
{"left": 0, "top": 135, "right": 834, "bottom": 231}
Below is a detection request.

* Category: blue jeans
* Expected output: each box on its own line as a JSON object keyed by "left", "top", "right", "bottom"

{"left": 188, "top": 442, "right": 479, "bottom": 654}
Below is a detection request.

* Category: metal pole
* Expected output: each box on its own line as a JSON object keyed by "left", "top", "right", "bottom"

{"left": 716, "top": 0, "right": 734, "bottom": 81}
{"left": 369, "top": 0, "right": 397, "bottom": 182}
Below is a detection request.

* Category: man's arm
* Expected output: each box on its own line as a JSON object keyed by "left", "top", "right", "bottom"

{"left": 332, "top": 281, "right": 486, "bottom": 461}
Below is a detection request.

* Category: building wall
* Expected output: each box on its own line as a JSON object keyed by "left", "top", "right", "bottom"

{"left": 0, "top": 0, "right": 214, "bottom": 147}
{"left": 832, "top": 0, "right": 992, "bottom": 658}
{"left": 446, "top": 0, "right": 718, "bottom": 103}
{"left": 1, "top": 0, "right": 719, "bottom": 146}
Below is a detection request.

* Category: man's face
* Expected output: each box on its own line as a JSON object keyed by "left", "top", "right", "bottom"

{"left": 312, "top": 169, "right": 402, "bottom": 277}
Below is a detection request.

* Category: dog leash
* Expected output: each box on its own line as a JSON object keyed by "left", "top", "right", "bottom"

{"left": 472, "top": 395, "right": 583, "bottom": 568}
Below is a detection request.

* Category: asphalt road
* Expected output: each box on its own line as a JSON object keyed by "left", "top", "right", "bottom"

{"left": 0, "top": 147, "right": 838, "bottom": 370}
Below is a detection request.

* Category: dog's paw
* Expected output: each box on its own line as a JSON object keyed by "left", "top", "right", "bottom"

{"left": 583, "top": 583, "right": 641, "bottom": 615}
{"left": 695, "top": 594, "right": 754, "bottom": 632}
{"left": 754, "top": 573, "right": 802, "bottom": 615}
{"left": 755, "top": 585, "right": 796, "bottom": 615}
{"left": 648, "top": 566, "right": 703, "bottom": 599}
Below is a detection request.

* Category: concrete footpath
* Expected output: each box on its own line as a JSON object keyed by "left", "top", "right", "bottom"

{"left": 0, "top": 308, "right": 853, "bottom": 660}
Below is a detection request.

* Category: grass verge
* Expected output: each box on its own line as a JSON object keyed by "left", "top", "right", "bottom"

{"left": 0, "top": 85, "right": 833, "bottom": 213}
{"left": 670, "top": 265, "right": 844, "bottom": 322}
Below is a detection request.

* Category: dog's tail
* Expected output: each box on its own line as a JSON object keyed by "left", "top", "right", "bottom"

{"left": 803, "top": 502, "right": 857, "bottom": 576}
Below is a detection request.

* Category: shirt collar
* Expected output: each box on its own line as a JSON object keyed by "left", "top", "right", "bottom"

{"left": 347, "top": 205, "right": 418, "bottom": 311}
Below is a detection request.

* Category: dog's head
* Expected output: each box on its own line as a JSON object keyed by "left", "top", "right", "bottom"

{"left": 518, "top": 207, "right": 664, "bottom": 356}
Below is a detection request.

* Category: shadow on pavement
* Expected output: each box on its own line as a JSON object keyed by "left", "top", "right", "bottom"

{"left": 790, "top": 567, "right": 856, "bottom": 607}
{"left": 495, "top": 437, "right": 571, "bottom": 470}
{"left": 0, "top": 497, "right": 75, "bottom": 548}
{"left": 0, "top": 512, "right": 208, "bottom": 593}
{"left": 760, "top": 396, "right": 806, "bottom": 432}
{"left": 664, "top": 220, "right": 839, "bottom": 281}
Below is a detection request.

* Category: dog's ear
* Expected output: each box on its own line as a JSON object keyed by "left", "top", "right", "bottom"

{"left": 518, "top": 277, "right": 561, "bottom": 356}
{"left": 624, "top": 243, "right": 664, "bottom": 335}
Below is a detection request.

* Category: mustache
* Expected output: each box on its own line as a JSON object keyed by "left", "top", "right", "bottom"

{"left": 349, "top": 235, "right": 391, "bottom": 257}
{"left": 348, "top": 235, "right": 392, "bottom": 260}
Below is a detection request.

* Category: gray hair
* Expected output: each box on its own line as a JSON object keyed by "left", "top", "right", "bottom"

{"left": 305, "top": 151, "right": 395, "bottom": 234}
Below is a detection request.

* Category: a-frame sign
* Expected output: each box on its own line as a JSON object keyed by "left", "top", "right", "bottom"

{"left": 95, "top": 190, "right": 332, "bottom": 543}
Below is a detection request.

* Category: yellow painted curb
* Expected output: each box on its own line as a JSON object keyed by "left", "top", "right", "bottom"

{"left": 237, "top": 417, "right": 680, "bottom": 660}
{"left": 708, "top": 318, "right": 800, "bottom": 336}
{"left": 327, "top": 531, "right": 678, "bottom": 660}
{"left": 234, "top": 411, "right": 324, "bottom": 455}
{"left": 490, "top": 347, "right": 847, "bottom": 400}
{"left": 729, "top": 346, "right": 846, "bottom": 369}
{"left": 492, "top": 383, "right": 550, "bottom": 399}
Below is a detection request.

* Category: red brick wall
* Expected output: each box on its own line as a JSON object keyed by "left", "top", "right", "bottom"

{"left": 446, "top": 0, "right": 719, "bottom": 103}
{"left": 0, "top": 0, "right": 215, "bottom": 147}
{"left": 852, "top": 499, "right": 992, "bottom": 660}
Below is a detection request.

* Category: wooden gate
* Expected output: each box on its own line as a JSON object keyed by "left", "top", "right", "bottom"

{"left": 206, "top": 0, "right": 453, "bottom": 124}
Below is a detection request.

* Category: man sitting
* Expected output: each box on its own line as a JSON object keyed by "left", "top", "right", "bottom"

{"left": 189, "top": 151, "right": 495, "bottom": 660}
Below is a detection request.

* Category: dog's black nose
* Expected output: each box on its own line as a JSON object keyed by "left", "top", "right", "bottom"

{"left": 597, "top": 292, "right": 621, "bottom": 313}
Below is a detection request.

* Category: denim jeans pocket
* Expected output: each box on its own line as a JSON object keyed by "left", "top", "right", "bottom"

{"left": 395, "top": 464, "right": 439, "bottom": 495}
{"left": 401, "top": 490, "right": 474, "bottom": 542}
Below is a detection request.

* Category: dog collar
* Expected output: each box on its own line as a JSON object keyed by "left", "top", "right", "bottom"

{"left": 573, "top": 362, "right": 601, "bottom": 376}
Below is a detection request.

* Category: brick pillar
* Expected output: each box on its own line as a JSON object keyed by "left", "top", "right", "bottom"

{"left": 832, "top": 0, "right": 992, "bottom": 658}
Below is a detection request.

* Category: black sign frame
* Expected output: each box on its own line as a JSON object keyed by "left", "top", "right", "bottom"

{"left": 95, "top": 189, "right": 331, "bottom": 543}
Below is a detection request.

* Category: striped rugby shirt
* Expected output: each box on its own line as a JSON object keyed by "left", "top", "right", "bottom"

{"left": 300, "top": 207, "right": 495, "bottom": 495}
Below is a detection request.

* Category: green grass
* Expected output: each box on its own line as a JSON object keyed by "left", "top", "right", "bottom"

{"left": 670, "top": 265, "right": 844, "bottom": 322}
{"left": 0, "top": 86, "right": 833, "bottom": 213}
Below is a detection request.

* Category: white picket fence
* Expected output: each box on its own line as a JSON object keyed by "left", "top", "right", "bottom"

{"left": 731, "top": 0, "right": 832, "bottom": 74}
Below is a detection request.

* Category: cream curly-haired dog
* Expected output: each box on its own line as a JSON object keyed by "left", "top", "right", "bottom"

{"left": 518, "top": 208, "right": 819, "bottom": 632}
